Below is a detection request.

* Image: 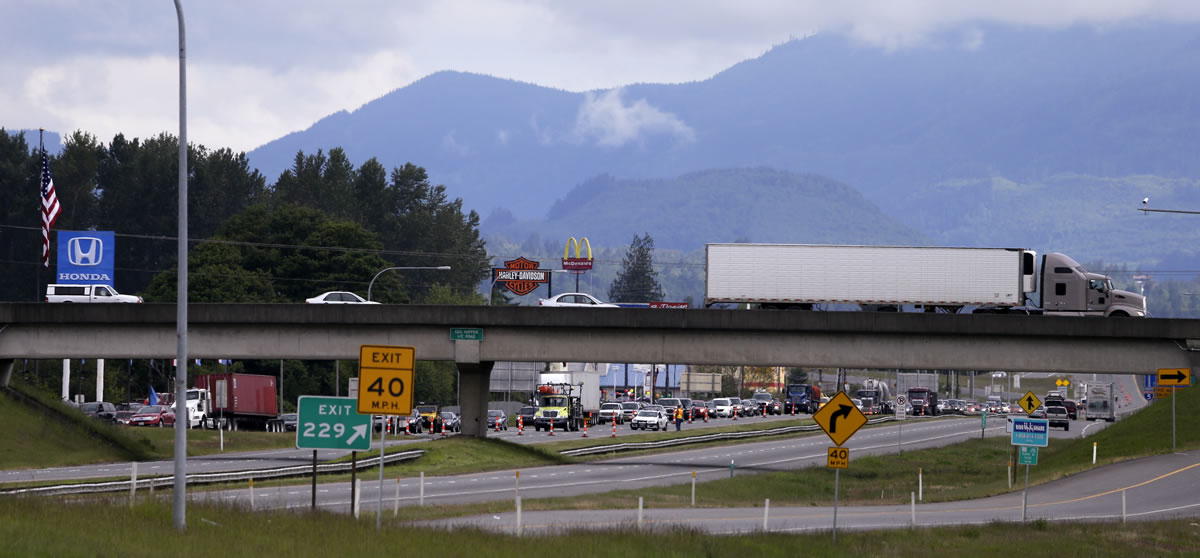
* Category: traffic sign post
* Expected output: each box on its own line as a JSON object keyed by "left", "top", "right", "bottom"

{"left": 813, "top": 391, "right": 869, "bottom": 447}
{"left": 358, "top": 345, "right": 416, "bottom": 532}
{"left": 450, "top": 328, "right": 483, "bottom": 341}
{"left": 1157, "top": 368, "right": 1193, "bottom": 451}
{"left": 812, "top": 391, "right": 867, "bottom": 543}
{"left": 1018, "top": 445, "right": 1038, "bottom": 465}
{"left": 357, "top": 345, "right": 415, "bottom": 416}
{"left": 895, "top": 394, "right": 907, "bottom": 454}
{"left": 297, "top": 396, "right": 372, "bottom": 451}
{"left": 1011, "top": 417, "right": 1049, "bottom": 447}
{"left": 1157, "top": 368, "right": 1192, "bottom": 387}
{"left": 827, "top": 447, "right": 849, "bottom": 469}
{"left": 1017, "top": 391, "right": 1042, "bottom": 416}
{"left": 297, "top": 396, "right": 372, "bottom": 511}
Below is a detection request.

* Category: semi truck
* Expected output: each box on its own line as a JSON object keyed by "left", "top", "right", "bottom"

{"left": 783, "top": 383, "right": 822, "bottom": 414}
{"left": 855, "top": 378, "right": 893, "bottom": 414}
{"left": 191, "top": 373, "right": 279, "bottom": 430}
{"left": 907, "top": 387, "right": 939, "bottom": 416}
{"left": 704, "top": 244, "right": 1146, "bottom": 316}
{"left": 1084, "top": 382, "right": 1116, "bottom": 422}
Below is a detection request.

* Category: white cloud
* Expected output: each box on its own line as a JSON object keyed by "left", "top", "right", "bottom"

{"left": 497, "top": 129, "right": 510, "bottom": 146}
{"left": 6, "top": 1, "right": 1200, "bottom": 152}
{"left": 572, "top": 88, "right": 695, "bottom": 148}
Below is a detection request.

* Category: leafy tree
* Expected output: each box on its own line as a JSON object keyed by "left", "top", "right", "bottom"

{"left": 608, "top": 233, "right": 664, "bottom": 303}
{"left": 785, "top": 367, "right": 809, "bottom": 384}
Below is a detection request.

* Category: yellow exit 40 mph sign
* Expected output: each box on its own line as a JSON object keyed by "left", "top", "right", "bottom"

{"left": 357, "top": 345, "right": 415, "bottom": 416}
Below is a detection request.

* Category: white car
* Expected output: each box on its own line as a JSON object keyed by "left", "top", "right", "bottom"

{"left": 537, "top": 292, "right": 619, "bottom": 307}
{"left": 712, "top": 398, "right": 736, "bottom": 418}
{"left": 305, "top": 291, "right": 380, "bottom": 304}
{"left": 630, "top": 409, "right": 668, "bottom": 431}
{"left": 598, "top": 402, "right": 624, "bottom": 424}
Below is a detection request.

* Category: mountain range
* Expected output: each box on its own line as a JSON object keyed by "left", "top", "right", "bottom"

{"left": 241, "top": 23, "right": 1200, "bottom": 269}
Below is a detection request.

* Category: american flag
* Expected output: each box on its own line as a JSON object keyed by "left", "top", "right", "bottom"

{"left": 40, "top": 148, "right": 61, "bottom": 268}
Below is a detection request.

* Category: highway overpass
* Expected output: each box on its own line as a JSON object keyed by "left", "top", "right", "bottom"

{"left": 2, "top": 303, "right": 1198, "bottom": 435}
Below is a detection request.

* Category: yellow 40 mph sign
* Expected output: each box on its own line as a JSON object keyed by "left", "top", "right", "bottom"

{"left": 357, "top": 345, "right": 415, "bottom": 416}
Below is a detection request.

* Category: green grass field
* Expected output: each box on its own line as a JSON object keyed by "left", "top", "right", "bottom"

{"left": 1, "top": 496, "right": 1196, "bottom": 557}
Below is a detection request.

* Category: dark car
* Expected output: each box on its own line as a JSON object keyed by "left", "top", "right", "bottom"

{"left": 620, "top": 401, "right": 642, "bottom": 422}
{"left": 278, "top": 413, "right": 298, "bottom": 432}
{"left": 1064, "top": 400, "right": 1078, "bottom": 420}
{"left": 487, "top": 409, "right": 509, "bottom": 430}
{"left": 79, "top": 401, "right": 117, "bottom": 423}
{"left": 439, "top": 411, "right": 461, "bottom": 433}
{"left": 517, "top": 406, "right": 539, "bottom": 427}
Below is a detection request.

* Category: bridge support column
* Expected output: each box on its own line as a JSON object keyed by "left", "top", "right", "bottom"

{"left": 0, "top": 359, "right": 13, "bottom": 387}
{"left": 457, "top": 361, "right": 495, "bottom": 438}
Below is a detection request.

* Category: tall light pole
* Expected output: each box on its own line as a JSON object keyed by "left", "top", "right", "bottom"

{"left": 367, "top": 266, "right": 451, "bottom": 302}
{"left": 172, "top": 0, "right": 189, "bottom": 532}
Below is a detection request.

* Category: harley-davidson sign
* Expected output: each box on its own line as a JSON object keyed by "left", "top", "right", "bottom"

{"left": 493, "top": 257, "right": 549, "bottom": 296}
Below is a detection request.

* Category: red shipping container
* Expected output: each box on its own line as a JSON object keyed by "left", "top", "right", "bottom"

{"left": 194, "top": 373, "right": 278, "bottom": 418}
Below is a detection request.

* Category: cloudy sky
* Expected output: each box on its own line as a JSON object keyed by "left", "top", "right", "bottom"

{"left": 5, "top": 1, "right": 1198, "bottom": 153}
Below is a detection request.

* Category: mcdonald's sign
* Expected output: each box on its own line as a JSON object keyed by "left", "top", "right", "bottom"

{"left": 562, "top": 237, "right": 593, "bottom": 272}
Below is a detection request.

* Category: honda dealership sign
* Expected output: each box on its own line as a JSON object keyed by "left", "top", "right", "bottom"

{"left": 56, "top": 231, "right": 115, "bottom": 284}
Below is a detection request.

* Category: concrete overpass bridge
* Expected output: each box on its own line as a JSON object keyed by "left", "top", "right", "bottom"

{"left": 2, "top": 303, "right": 1198, "bottom": 436}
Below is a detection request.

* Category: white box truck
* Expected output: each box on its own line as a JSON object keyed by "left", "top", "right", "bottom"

{"left": 1085, "top": 382, "right": 1116, "bottom": 422}
{"left": 704, "top": 244, "right": 1145, "bottom": 316}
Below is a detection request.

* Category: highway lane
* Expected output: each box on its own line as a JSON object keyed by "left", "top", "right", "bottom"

{"left": 200, "top": 414, "right": 1110, "bottom": 513}
{"left": 437, "top": 449, "right": 1200, "bottom": 534}
{"left": 0, "top": 410, "right": 806, "bottom": 484}
{"left": 0, "top": 372, "right": 1144, "bottom": 485}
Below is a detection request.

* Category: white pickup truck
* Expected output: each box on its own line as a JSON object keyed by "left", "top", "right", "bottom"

{"left": 45, "top": 284, "right": 142, "bottom": 303}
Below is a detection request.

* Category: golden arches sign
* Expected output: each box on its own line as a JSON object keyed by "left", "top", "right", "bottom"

{"left": 562, "top": 236, "right": 593, "bottom": 272}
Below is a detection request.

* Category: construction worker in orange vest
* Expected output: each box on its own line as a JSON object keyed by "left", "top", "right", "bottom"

{"left": 674, "top": 405, "right": 684, "bottom": 431}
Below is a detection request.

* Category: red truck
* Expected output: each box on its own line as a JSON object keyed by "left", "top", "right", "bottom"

{"left": 190, "top": 373, "right": 279, "bottom": 430}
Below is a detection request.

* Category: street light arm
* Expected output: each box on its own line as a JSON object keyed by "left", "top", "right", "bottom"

{"left": 367, "top": 266, "right": 451, "bottom": 302}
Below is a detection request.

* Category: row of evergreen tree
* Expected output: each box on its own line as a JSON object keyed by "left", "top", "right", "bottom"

{"left": 0, "top": 128, "right": 666, "bottom": 409}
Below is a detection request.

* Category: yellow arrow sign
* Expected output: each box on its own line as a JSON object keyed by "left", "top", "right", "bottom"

{"left": 1018, "top": 391, "right": 1042, "bottom": 416}
{"left": 1157, "top": 368, "right": 1192, "bottom": 387}
{"left": 813, "top": 391, "right": 868, "bottom": 446}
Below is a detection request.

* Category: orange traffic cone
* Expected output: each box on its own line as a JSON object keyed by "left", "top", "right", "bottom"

{"left": 440, "top": 419, "right": 447, "bottom": 437}
{"left": 517, "top": 415, "right": 524, "bottom": 436}
{"left": 611, "top": 421, "right": 617, "bottom": 438}
{"left": 549, "top": 420, "right": 555, "bottom": 436}
{"left": 403, "top": 418, "right": 411, "bottom": 436}
{"left": 582, "top": 420, "right": 589, "bottom": 438}
{"left": 703, "top": 408, "right": 708, "bottom": 423}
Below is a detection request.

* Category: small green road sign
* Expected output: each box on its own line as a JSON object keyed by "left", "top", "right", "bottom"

{"left": 450, "top": 328, "right": 483, "bottom": 341}
{"left": 297, "top": 396, "right": 372, "bottom": 451}
{"left": 1018, "top": 445, "right": 1038, "bottom": 466}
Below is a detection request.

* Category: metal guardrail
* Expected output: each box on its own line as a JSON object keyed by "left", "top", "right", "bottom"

{"left": 560, "top": 415, "right": 905, "bottom": 457}
{"left": 1, "top": 449, "right": 424, "bottom": 497}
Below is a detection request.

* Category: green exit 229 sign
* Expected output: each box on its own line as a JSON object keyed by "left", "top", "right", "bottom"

{"left": 296, "top": 396, "right": 372, "bottom": 451}
{"left": 451, "top": 328, "right": 483, "bottom": 340}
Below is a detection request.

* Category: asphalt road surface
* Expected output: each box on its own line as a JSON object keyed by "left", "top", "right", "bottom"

{"left": 0, "top": 373, "right": 1144, "bottom": 486}
{"left": 195, "top": 413, "right": 1114, "bottom": 513}
{"left": 431, "top": 449, "right": 1200, "bottom": 534}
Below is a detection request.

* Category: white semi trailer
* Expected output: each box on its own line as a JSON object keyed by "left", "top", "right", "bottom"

{"left": 705, "top": 244, "right": 1145, "bottom": 316}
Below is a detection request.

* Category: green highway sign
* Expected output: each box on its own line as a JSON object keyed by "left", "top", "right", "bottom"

{"left": 1018, "top": 445, "right": 1038, "bottom": 466}
{"left": 296, "top": 396, "right": 372, "bottom": 451}
{"left": 450, "top": 327, "right": 483, "bottom": 341}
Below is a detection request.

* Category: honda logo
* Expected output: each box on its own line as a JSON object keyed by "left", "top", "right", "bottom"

{"left": 68, "top": 237, "right": 103, "bottom": 266}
